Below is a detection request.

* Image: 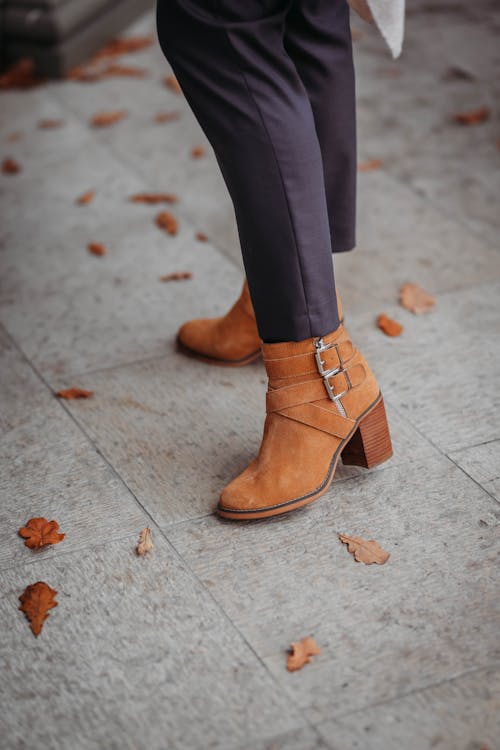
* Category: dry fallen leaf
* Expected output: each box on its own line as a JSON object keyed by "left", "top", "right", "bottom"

{"left": 191, "top": 146, "right": 205, "bottom": 159}
{"left": 90, "top": 110, "right": 126, "bottom": 128}
{"left": 0, "top": 58, "right": 43, "bottom": 90}
{"left": 377, "top": 313, "right": 403, "bottom": 337}
{"left": 100, "top": 64, "right": 148, "bottom": 78}
{"left": 156, "top": 210, "right": 179, "bottom": 236}
{"left": 160, "top": 271, "right": 192, "bottom": 282}
{"left": 287, "top": 636, "right": 321, "bottom": 672}
{"left": 67, "top": 36, "right": 153, "bottom": 81}
{"left": 2, "top": 157, "right": 21, "bottom": 174}
{"left": 136, "top": 527, "right": 154, "bottom": 556}
{"left": 358, "top": 158, "right": 382, "bottom": 172}
{"left": 19, "top": 582, "right": 58, "bottom": 637}
{"left": 56, "top": 387, "right": 94, "bottom": 400}
{"left": 195, "top": 231, "right": 208, "bottom": 242}
{"left": 37, "top": 118, "right": 64, "bottom": 129}
{"left": 154, "top": 111, "right": 181, "bottom": 123}
{"left": 88, "top": 242, "right": 106, "bottom": 256}
{"left": 7, "top": 131, "right": 23, "bottom": 142}
{"left": 399, "top": 282, "right": 435, "bottom": 314}
{"left": 164, "top": 74, "right": 182, "bottom": 94}
{"left": 454, "top": 106, "right": 491, "bottom": 126}
{"left": 19, "top": 518, "right": 65, "bottom": 549}
{"left": 130, "top": 193, "right": 178, "bottom": 204}
{"left": 76, "top": 190, "right": 95, "bottom": 205}
{"left": 339, "top": 534, "right": 390, "bottom": 564}
{"left": 95, "top": 35, "right": 154, "bottom": 59}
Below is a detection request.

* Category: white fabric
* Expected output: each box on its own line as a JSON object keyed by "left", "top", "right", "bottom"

{"left": 367, "top": 0, "right": 406, "bottom": 59}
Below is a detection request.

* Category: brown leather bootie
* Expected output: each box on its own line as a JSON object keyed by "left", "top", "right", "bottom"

{"left": 217, "top": 323, "right": 392, "bottom": 519}
{"left": 177, "top": 280, "right": 344, "bottom": 367}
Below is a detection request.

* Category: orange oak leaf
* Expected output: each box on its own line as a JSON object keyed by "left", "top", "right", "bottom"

{"left": 90, "top": 110, "right": 126, "bottom": 128}
{"left": 130, "top": 193, "right": 178, "bottom": 204}
{"left": 76, "top": 190, "right": 95, "bottom": 205}
{"left": 95, "top": 36, "right": 153, "bottom": 59}
{"left": 160, "top": 271, "right": 192, "bottom": 282}
{"left": 154, "top": 111, "right": 181, "bottom": 123}
{"left": 287, "top": 636, "right": 321, "bottom": 672}
{"left": 2, "top": 157, "right": 21, "bottom": 174}
{"left": 37, "top": 118, "right": 64, "bottom": 129}
{"left": 454, "top": 106, "right": 490, "bottom": 126}
{"left": 88, "top": 242, "right": 106, "bottom": 256}
{"left": 377, "top": 313, "right": 403, "bottom": 337}
{"left": 399, "top": 282, "right": 435, "bottom": 314}
{"left": 18, "top": 518, "right": 65, "bottom": 549}
{"left": 164, "top": 74, "right": 182, "bottom": 94}
{"left": 56, "top": 387, "right": 94, "bottom": 399}
{"left": 19, "top": 582, "right": 58, "bottom": 636}
{"left": 191, "top": 146, "right": 205, "bottom": 159}
{"left": 339, "top": 534, "right": 390, "bottom": 564}
{"left": 195, "top": 231, "right": 208, "bottom": 242}
{"left": 136, "top": 527, "right": 154, "bottom": 556}
{"left": 358, "top": 158, "right": 382, "bottom": 172}
{"left": 156, "top": 210, "right": 179, "bottom": 236}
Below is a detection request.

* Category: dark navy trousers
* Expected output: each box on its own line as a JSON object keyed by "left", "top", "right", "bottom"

{"left": 156, "top": 0, "right": 356, "bottom": 341}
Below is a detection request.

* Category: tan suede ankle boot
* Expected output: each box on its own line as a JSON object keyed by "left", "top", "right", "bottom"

{"left": 217, "top": 323, "right": 392, "bottom": 520}
{"left": 177, "top": 280, "right": 344, "bottom": 367}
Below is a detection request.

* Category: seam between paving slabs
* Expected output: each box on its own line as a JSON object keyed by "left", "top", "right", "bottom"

{"left": 1, "top": 328, "right": 311, "bottom": 734}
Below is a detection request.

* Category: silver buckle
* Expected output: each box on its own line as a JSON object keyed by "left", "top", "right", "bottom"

{"left": 314, "top": 337, "right": 350, "bottom": 403}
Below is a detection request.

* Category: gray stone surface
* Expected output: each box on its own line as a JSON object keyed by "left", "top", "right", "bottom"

{"left": 0, "top": 535, "right": 304, "bottom": 750}
{"left": 317, "top": 666, "right": 500, "bottom": 750}
{"left": 1, "top": 3, "right": 499, "bottom": 749}
{"left": 0, "top": 326, "right": 148, "bottom": 571}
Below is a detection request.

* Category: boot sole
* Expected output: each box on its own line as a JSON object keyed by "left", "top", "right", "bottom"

{"left": 176, "top": 336, "right": 262, "bottom": 367}
{"left": 216, "top": 393, "right": 392, "bottom": 521}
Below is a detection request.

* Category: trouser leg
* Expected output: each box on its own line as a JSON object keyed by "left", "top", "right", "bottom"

{"left": 156, "top": 0, "right": 340, "bottom": 341}
{"left": 284, "top": 0, "right": 357, "bottom": 253}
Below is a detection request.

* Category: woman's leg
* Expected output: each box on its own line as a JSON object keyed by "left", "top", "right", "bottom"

{"left": 156, "top": 0, "right": 340, "bottom": 342}
{"left": 284, "top": 0, "right": 357, "bottom": 253}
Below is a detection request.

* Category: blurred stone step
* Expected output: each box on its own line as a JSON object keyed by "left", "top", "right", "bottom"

{"left": 5, "top": 0, "right": 154, "bottom": 77}
{"left": 4, "top": 0, "right": 117, "bottom": 42}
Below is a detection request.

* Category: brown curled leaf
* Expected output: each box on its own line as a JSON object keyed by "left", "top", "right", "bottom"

{"left": 19, "top": 582, "right": 58, "bottom": 637}
{"left": 154, "top": 111, "right": 181, "bottom": 123}
{"left": 100, "top": 64, "right": 148, "bottom": 78}
{"left": 454, "top": 106, "right": 490, "bottom": 126}
{"left": 339, "top": 534, "right": 390, "bottom": 565}
{"left": 2, "top": 157, "right": 21, "bottom": 174}
{"left": 90, "top": 110, "right": 126, "bottom": 128}
{"left": 164, "top": 74, "right": 183, "bottom": 94}
{"left": 377, "top": 313, "right": 403, "bottom": 337}
{"left": 18, "top": 518, "right": 65, "bottom": 549}
{"left": 287, "top": 636, "right": 321, "bottom": 672}
{"left": 195, "top": 231, "right": 208, "bottom": 242}
{"left": 37, "top": 118, "right": 64, "bottom": 129}
{"left": 7, "top": 131, "right": 24, "bottom": 142}
{"left": 56, "top": 387, "right": 94, "bottom": 400}
{"left": 88, "top": 242, "right": 106, "bottom": 256}
{"left": 358, "top": 158, "right": 382, "bottom": 172}
{"left": 399, "top": 282, "right": 435, "bottom": 315}
{"left": 130, "top": 193, "right": 178, "bottom": 204}
{"left": 76, "top": 190, "right": 95, "bottom": 205}
{"left": 0, "top": 58, "right": 44, "bottom": 90}
{"left": 136, "top": 527, "right": 154, "bottom": 556}
{"left": 191, "top": 146, "right": 205, "bottom": 159}
{"left": 155, "top": 210, "right": 179, "bottom": 236}
{"left": 160, "top": 271, "right": 192, "bottom": 282}
{"left": 94, "top": 36, "right": 154, "bottom": 59}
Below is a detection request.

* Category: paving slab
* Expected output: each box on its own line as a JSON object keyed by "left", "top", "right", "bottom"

{"left": 0, "top": 326, "right": 148, "bottom": 571}
{"left": 57, "top": 343, "right": 438, "bottom": 525}
{"left": 449, "top": 439, "right": 500, "bottom": 504}
{"left": 0, "top": 535, "right": 304, "bottom": 750}
{"left": 349, "top": 281, "right": 500, "bottom": 455}
{"left": 317, "top": 666, "right": 500, "bottom": 750}
{"left": 167, "top": 453, "right": 500, "bottom": 723}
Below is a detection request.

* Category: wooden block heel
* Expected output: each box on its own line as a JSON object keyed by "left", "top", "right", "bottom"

{"left": 341, "top": 397, "right": 393, "bottom": 469}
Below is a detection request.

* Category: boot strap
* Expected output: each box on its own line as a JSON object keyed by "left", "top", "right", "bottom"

{"left": 278, "top": 403, "right": 356, "bottom": 439}
{"left": 264, "top": 340, "right": 355, "bottom": 380}
{"left": 266, "top": 362, "right": 366, "bottom": 412}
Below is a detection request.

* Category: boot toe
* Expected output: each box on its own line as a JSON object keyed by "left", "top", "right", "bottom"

{"left": 177, "top": 318, "right": 213, "bottom": 357}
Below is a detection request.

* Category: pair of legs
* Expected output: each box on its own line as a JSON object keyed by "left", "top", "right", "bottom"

{"left": 156, "top": 0, "right": 356, "bottom": 342}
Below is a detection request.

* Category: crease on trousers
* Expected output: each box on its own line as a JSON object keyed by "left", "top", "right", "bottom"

{"left": 156, "top": 0, "right": 357, "bottom": 341}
